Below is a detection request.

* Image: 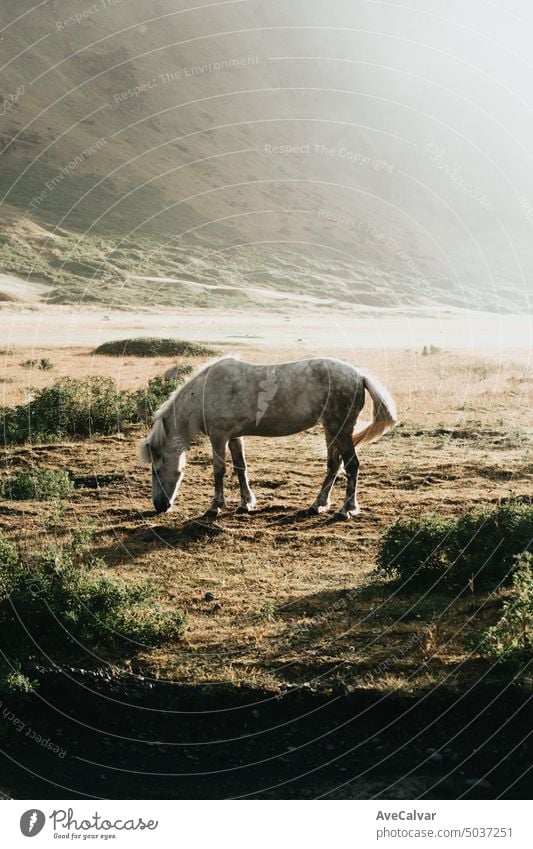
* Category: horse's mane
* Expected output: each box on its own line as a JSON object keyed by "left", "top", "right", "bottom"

{"left": 139, "top": 355, "right": 238, "bottom": 463}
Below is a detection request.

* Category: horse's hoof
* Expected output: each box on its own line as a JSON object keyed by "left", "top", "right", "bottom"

{"left": 236, "top": 505, "right": 252, "bottom": 514}
{"left": 334, "top": 511, "right": 349, "bottom": 521}
{"left": 309, "top": 504, "right": 330, "bottom": 516}
{"left": 334, "top": 508, "right": 360, "bottom": 521}
{"left": 203, "top": 508, "right": 220, "bottom": 520}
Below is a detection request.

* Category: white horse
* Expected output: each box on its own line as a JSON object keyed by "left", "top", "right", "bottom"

{"left": 139, "top": 356, "right": 397, "bottom": 520}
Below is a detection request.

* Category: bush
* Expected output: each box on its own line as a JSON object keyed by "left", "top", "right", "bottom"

{"left": 378, "top": 502, "right": 533, "bottom": 591}
{"left": 0, "top": 663, "right": 36, "bottom": 695}
{"left": 0, "top": 469, "right": 73, "bottom": 500}
{"left": 0, "top": 530, "right": 186, "bottom": 667}
{"left": 93, "top": 337, "right": 216, "bottom": 357}
{"left": 378, "top": 515, "right": 455, "bottom": 584}
{"left": 453, "top": 501, "right": 533, "bottom": 589}
{"left": 478, "top": 553, "right": 533, "bottom": 663}
{"left": 1, "top": 367, "right": 197, "bottom": 444}
{"left": 0, "top": 532, "right": 19, "bottom": 574}
{"left": 19, "top": 358, "right": 53, "bottom": 370}
{"left": 131, "top": 367, "right": 193, "bottom": 421}
{"left": 1, "top": 376, "right": 135, "bottom": 443}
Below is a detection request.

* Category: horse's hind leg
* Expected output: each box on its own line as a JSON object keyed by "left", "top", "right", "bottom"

{"left": 335, "top": 434, "right": 360, "bottom": 520}
{"left": 229, "top": 437, "right": 256, "bottom": 513}
{"left": 309, "top": 434, "right": 341, "bottom": 515}
{"left": 204, "top": 433, "right": 229, "bottom": 519}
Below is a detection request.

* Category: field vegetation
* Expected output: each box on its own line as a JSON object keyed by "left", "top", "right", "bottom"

{"left": 0, "top": 344, "right": 531, "bottom": 697}
{"left": 0, "top": 526, "right": 186, "bottom": 695}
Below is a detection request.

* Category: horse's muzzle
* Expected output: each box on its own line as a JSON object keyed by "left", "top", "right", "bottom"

{"left": 153, "top": 496, "right": 171, "bottom": 513}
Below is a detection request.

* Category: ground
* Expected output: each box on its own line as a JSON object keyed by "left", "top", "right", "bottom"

{"left": 1, "top": 343, "right": 531, "bottom": 695}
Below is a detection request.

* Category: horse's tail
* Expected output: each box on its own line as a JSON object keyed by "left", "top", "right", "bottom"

{"left": 352, "top": 371, "right": 398, "bottom": 447}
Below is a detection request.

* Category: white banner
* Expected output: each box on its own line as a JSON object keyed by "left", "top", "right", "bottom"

{"left": 0, "top": 800, "right": 529, "bottom": 848}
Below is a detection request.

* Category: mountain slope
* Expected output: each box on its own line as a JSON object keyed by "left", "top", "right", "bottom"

{"left": 0, "top": 0, "right": 531, "bottom": 312}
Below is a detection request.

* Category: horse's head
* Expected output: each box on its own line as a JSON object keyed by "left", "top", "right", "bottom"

{"left": 139, "top": 416, "right": 185, "bottom": 513}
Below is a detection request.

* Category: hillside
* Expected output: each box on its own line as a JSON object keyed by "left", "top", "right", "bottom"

{"left": 0, "top": 0, "right": 531, "bottom": 312}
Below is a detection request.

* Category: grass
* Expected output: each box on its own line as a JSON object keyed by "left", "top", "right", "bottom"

{"left": 93, "top": 338, "right": 217, "bottom": 357}
{"left": 2, "top": 201, "right": 528, "bottom": 312}
{"left": 0, "top": 345, "right": 531, "bottom": 695}
{"left": 0, "top": 527, "right": 186, "bottom": 694}
{"left": 0, "top": 469, "right": 73, "bottom": 500}
{"left": 0, "top": 215, "right": 227, "bottom": 309}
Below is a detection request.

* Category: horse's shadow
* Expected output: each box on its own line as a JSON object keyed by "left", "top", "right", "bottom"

{"left": 134, "top": 518, "right": 226, "bottom": 548}
{"left": 265, "top": 509, "right": 343, "bottom": 528}
{"left": 95, "top": 504, "right": 345, "bottom": 562}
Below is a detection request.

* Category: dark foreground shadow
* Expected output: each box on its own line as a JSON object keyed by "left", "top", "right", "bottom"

{"left": 0, "top": 674, "right": 529, "bottom": 800}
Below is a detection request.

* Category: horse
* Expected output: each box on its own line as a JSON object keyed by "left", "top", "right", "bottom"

{"left": 139, "top": 356, "right": 397, "bottom": 520}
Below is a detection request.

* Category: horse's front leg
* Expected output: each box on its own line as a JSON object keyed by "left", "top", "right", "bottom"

{"left": 229, "top": 437, "right": 256, "bottom": 513}
{"left": 204, "top": 434, "right": 228, "bottom": 519}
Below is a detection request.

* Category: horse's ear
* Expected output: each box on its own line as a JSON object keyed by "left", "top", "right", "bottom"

{"left": 139, "top": 437, "right": 153, "bottom": 465}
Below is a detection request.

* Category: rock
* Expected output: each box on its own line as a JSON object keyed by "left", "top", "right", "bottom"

{"left": 204, "top": 591, "right": 215, "bottom": 601}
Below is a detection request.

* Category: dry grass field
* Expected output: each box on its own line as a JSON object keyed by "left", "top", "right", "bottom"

{"left": 1, "top": 343, "right": 531, "bottom": 696}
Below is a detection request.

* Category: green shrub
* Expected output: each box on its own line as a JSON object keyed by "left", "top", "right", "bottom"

{"left": 0, "top": 663, "right": 36, "bottom": 695}
{"left": 0, "top": 532, "right": 19, "bottom": 575}
{"left": 131, "top": 367, "right": 193, "bottom": 421}
{"left": 378, "top": 502, "right": 533, "bottom": 591}
{"left": 20, "top": 357, "right": 53, "bottom": 371}
{"left": 378, "top": 515, "right": 455, "bottom": 585}
{"left": 1, "top": 366, "right": 197, "bottom": 444}
{"left": 163, "top": 362, "right": 195, "bottom": 382}
{"left": 0, "top": 530, "right": 186, "bottom": 664}
{"left": 93, "top": 337, "right": 216, "bottom": 357}
{"left": 452, "top": 501, "right": 533, "bottom": 589}
{"left": 478, "top": 553, "right": 533, "bottom": 662}
{"left": 1, "top": 376, "right": 135, "bottom": 443}
{"left": 0, "top": 469, "right": 73, "bottom": 500}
